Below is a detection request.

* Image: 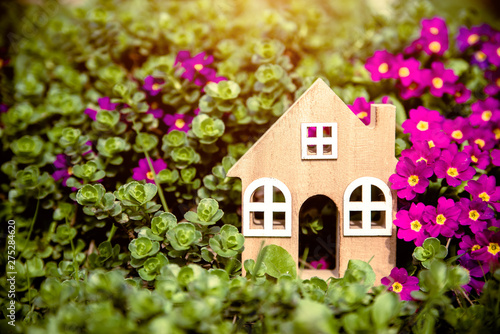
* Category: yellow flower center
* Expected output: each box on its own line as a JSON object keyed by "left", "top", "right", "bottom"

{"left": 472, "top": 244, "right": 481, "bottom": 251}
{"left": 451, "top": 130, "right": 463, "bottom": 140}
{"left": 378, "top": 63, "right": 389, "bottom": 74}
{"left": 357, "top": 111, "right": 368, "bottom": 119}
{"left": 411, "top": 220, "right": 422, "bottom": 232}
{"left": 151, "top": 102, "right": 159, "bottom": 109}
{"left": 429, "top": 41, "right": 441, "bottom": 53}
{"left": 481, "top": 110, "right": 492, "bottom": 122}
{"left": 146, "top": 171, "right": 154, "bottom": 180}
{"left": 471, "top": 155, "right": 478, "bottom": 163}
{"left": 497, "top": 78, "right": 500, "bottom": 88}
{"left": 469, "top": 210, "right": 480, "bottom": 221}
{"left": 488, "top": 242, "right": 500, "bottom": 255}
{"left": 467, "top": 34, "right": 479, "bottom": 45}
{"left": 432, "top": 77, "right": 444, "bottom": 89}
{"left": 479, "top": 192, "right": 490, "bottom": 202}
{"left": 175, "top": 118, "right": 186, "bottom": 128}
{"left": 447, "top": 167, "right": 459, "bottom": 177}
{"left": 497, "top": 47, "right": 500, "bottom": 57}
{"left": 417, "top": 120, "right": 429, "bottom": 131}
{"left": 194, "top": 63, "right": 204, "bottom": 71}
{"left": 475, "top": 51, "right": 487, "bottom": 61}
{"left": 399, "top": 67, "right": 410, "bottom": 77}
{"left": 67, "top": 167, "right": 73, "bottom": 175}
{"left": 436, "top": 214, "right": 446, "bottom": 225}
{"left": 494, "top": 128, "right": 500, "bottom": 140}
{"left": 152, "top": 83, "right": 161, "bottom": 91}
{"left": 392, "top": 282, "right": 403, "bottom": 293}
{"left": 416, "top": 157, "right": 427, "bottom": 164}
{"left": 474, "top": 138, "right": 485, "bottom": 148}
{"left": 428, "top": 140, "right": 435, "bottom": 148}
{"left": 408, "top": 175, "right": 419, "bottom": 187}
{"left": 430, "top": 27, "right": 439, "bottom": 35}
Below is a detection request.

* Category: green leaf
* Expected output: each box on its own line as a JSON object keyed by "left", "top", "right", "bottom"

{"left": 261, "top": 244, "right": 297, "bottom": 279}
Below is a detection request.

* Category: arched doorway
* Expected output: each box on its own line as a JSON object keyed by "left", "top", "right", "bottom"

{"left": 298, "top": 195, "right": 337, "bottom": 270}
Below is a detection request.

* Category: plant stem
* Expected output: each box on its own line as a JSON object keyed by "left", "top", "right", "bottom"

{"left": 23, "top": 193, "right": 41, "bottom": 311}
{"left": 108, "top": 224, "right": 118, "bottom": 242}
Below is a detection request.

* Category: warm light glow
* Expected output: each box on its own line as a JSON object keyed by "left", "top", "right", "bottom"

{"left": 436, "top": 214, "right": 446, "bottom": 225}
{"left": 408, "top": 175, "right": 419, "bottom": 187}
{"left": 416, "top": 120, "right": 429, "bottom": 131}
{"left": 432, "top": 77, "right": 444, "bottom": 89}
{"left": 378, "top": 63, "right": 389, "bottom": 74}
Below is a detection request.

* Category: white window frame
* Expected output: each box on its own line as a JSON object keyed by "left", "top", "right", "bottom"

{"left": 243, "top": 178, "right": 292, "bottom": 237}
{"left": 343, "top": 177, "right": 392, "bottom": 236}
{"left": 301, "top": 123, "right": 338, "bottom": 160}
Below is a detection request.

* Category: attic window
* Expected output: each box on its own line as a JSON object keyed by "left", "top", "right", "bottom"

{"left": 343, "top": 177, "right": 393, "bottom": 236}
{"left": 301, "top": 123, "right": 338, "bottom": 160}
{"left": 243, "top": 178, "right": 292, "bottom": 237}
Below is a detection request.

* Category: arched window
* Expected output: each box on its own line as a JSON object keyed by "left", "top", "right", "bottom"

{"left": 343, "top": 177, "right": 392, "bottom": 236}
{"left": 243, "top": 178, "right": 292, "bottom": 237}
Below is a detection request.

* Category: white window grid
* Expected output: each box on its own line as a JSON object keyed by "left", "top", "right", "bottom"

{"left": 343, "top": 177, "right": 393, "bottom": 236}
{"left": 243, "top": 178, "right": 292, "bottom": 237}
{"left": 301, "top": 123, "right": 338, "bottom": 160}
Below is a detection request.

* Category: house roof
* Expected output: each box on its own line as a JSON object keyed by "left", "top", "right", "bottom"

{"left": 227, "top": 78, "right": 397, "bottom": 179}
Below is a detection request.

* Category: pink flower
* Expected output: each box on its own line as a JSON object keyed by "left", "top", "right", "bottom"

{"left": 400, "top": 140, "right": 441, "bottom": 167}
{"left": 456, "top": 24, "right": 492, "bottom": 52}
{"left": 143, "top": 76, "right": 165, "bottom": 96}
{"left": 394, "top": 55, "right": 421, "bottom": 87}
{"left": 84, "top": 96, "right": 119, "bottom": 120}
{"left": 473, "top": 230, "right": 500, "bottom": 264}
{"left": 442, "top": 117, "right": 471, "bottom": 144}
{"left": 458, "top": 198, "right": 494, "bottom": 234}
{"left": 365, "top": 50, "right": 397, "bottom": 81}
{"left": 465, "top": 174, "right": 500, "bottom": 211}
{"left": 463, "top": 144, "right": 490, "bottom": 170}
{"left": 402, "top": 106, "right": 444, "bottom": 143}
{"left": 482, "top": 41, "right": 500, "bottom": 67}
{"left": 132, "top": 158, "right": 167, "bottom": 184}
{"left": 485, "top": 68, "right": 500, "bottom": 96}
{"left": 394, "top": 202, "right": 430, "bottom": 246}
{"left": 381, "top": 267, "right": 420, "bottom": 301}
{"left": 163, "top": 114, "right": 193, "bottom": 133}
{"left": 348, "top": 97, "right": 372, "bottom": 125}
{"left": 147, "top": 102, "right": 163, "bottom": 119}
{"left": 453, "top": 83, "right": 471, "bottom": 104}
{"left": 423, "top": 197, "right": 461, "bottom": 238}
{"left": 421, "top": 17, "right": 449, "bottom": 56}
{"left": 470, "top": 97, "right": 500, "bottom": 127}
{"left": 311, "top": 257, "right": 329, "bottom": 270}
{"left": 428, "top": 62, "right": 458, "bottom": 98}
{"left": 389, "top": 157, "right": 433, "bottom": 200}
{"left": 175, "top": 51, "right": 223, "bottom": 87}
{"left": 433, "top": 144, "right": 476, "bottom": 187}
{"left": 468, "top": 127, "right": 496, "bottom": 151}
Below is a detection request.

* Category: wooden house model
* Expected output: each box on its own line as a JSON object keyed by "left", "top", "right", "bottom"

{"left": 227, "top": 79, "right": 398, "bottom": 281}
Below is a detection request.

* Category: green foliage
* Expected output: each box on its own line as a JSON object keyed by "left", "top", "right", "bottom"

{"left": 413, "top": 237, "right": 448, "bottom": 269}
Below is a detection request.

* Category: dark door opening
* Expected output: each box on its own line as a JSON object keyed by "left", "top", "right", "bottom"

{"left": 298, "top": 195, "right": 337, "bottom": 270}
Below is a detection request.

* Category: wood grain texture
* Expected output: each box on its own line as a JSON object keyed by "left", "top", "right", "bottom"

{"left": 228, "top": 79, "right": 398, "bottom": 283}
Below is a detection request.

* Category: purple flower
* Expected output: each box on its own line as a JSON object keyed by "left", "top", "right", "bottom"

{"left": 492, "top": 149, "right": 500, "bottom": 166}
{"left": 423, "top": 197, "right": 461, "bottom": 238}
{"left": 400, "top": 140, "right": 441, "bottom": 167}
{"left": 458, "top": 198, "right": 494, "bottom": 234}
{"left": 365, "top": 50, "right": 397, "bottom": 81}
{"left": 421, "top": 17, "right": 449, "bottom": 56}
{"left": 485, "top": 68, "right": 500, "bottom": 96}
{"left": 389, "top": 157, "right": 433, "bottom": 200}
{"left": 465, "top": 174, "right": 500, "bottom": 211}
{"left": 175, "top": 51, "right": 218, "bottom": 87}
{"left": 456, "top": 25, "right": 489, "bottom": 52}
{"left": 84, "top": 96, "right": 119, "bottom": 120}
{"left": 459, "top": 235, "right": 483, "bottom": 255}
{"left": 473, "top": 230, "right": 500, "bottom": 264}
{"left": 463, "top": 144, "right": 490, "bottom": 170}
{"left": 442, "top": 117, "right": 471, "bottom": 144}
{"left": 381, "top": 267, "right": 420, "bottom": 301}
{"left": 143, "top": 76, "right": 165, "bottom": 96}
{"left": 482, "top": 41, "right": 500, "bottom": 67}
{"left": 459, "top": 253, "right": 488, "bottom": 294}
{"left": 52, "top": 154, "right": 74, "bottom": 187}
{"left": 470, "top": 97, "right": 500, "bottom": 127}
{"left": 147, "top": 102, "right": 163, "bottom": 119}
{"left": 310, "top": 257, "right": 329, "bottom": 270}
{"left": 163, "top": 114, "right": 193, "bottom": 133}
{"left": 433, "top": 144, "right": 476, "bottom": 187}
{"left": 394, "top": 55, "right": 421, "bottom": 87}
{"left": 0, "top": 104, "right": 9, "bottom": 113}
{"left": 394, "top": 202, "right": 430, "bottom": 246}
{"left": 348, "top": 97, "right": 372, "bottom": 125}
{"left": 132, "top": 158, "right": 167, "bottom": 184}
{"left": 428, "top": 62, "right": 458, "bottom": 97}
{"left": 402, "top": 106, "right": 444, "bottom": 143}
{"left": 469, "top": 127, "right": 496, "bottom": 151}
{"left": 453, "top": 83, "right": 471, "bottom": 104}
{"left": 471, "top": 50, "right": 489, "bottom": 69}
